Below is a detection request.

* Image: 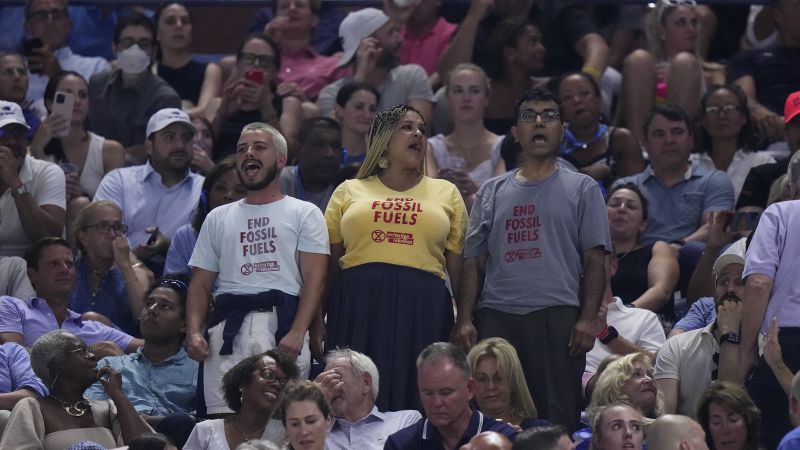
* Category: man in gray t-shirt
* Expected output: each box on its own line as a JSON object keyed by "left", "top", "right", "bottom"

{"left": 454, "top": 88, "right": 610, "bottom": 431}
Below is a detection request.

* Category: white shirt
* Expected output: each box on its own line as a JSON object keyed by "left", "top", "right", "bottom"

{"left": 27, "top": 46, "right": 109, "bottom": 103}
{"left": 690, "top": 150, "right": 775, "bottom": 201}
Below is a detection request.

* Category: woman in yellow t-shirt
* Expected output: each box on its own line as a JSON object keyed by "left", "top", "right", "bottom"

{"left": 324, "top": 105, "right": 468, "bottom": 411}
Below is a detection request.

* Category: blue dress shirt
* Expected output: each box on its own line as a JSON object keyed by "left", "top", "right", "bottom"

{"left": 0, "top": 342, "right": 47, "bottom": 397}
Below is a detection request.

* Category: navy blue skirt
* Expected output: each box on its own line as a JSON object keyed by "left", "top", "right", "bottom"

{"left": 326, "top": 262, "right": 454, "bottom": 412}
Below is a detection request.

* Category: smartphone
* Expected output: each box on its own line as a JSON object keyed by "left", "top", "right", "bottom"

{"left": 51, "top": 91, "right": 74, "bottom": 138}
{"left": 22, "top": 38, "right": 43, "bottom": 57}
{"left": 146, "top": 227, "right": 159, "bottom": 246}
{"left": 730, "top": 211, "right": 761, "bottom": 234}
{"left": 244, "top": 69, "right": 264, "bottom": 85}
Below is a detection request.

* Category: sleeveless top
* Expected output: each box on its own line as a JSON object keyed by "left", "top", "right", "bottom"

{"left": 41, "top": 132, "right": 105, "bottom": 198}
{"left": 611, "top": 243, "right": 674, "bottom": 317}
{"left": 428, "top": 133, "right": 503, "bottom": 187}
{"left": 155, "top": 59, "right": 207, "bottom": 105}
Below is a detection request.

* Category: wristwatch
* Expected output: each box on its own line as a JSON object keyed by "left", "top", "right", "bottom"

{"left": 600, "top": 326, "right": 619, "bottom": 345}
{"left": 719, "top": 332, "right": 740, "bottom": 345}
{"left": 10, "top": 183, "right": 28, "bottom": 198}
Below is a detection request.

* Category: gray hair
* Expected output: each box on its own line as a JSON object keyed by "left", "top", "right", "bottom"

{"left": 416, "top": 342, "right": 471, "bottom": 380}
{"left": 787, "top": 151, "right": 800, "bottom": 199}
{"left": 326, "top": 348, "right": 380, "bottom": 400}
{"left": 241, "top": 122, "right": 288, "bottom": 157}
{"left": 30, "top": 330, "right": 77, "bottom": 387}
{"left": 235, "top": 440, "right": 282, "bottom": 450}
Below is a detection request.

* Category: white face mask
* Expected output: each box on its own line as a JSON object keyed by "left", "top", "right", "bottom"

{"left": 117, "top": 44, "right": 151, "bottom": 75}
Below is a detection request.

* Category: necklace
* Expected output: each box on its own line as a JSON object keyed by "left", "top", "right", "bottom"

{"left": 616, "top": 245, "right": 638, "bottom": 261}
{"left": 234, "top": 415, "right": 265, "bottom": 440}
{"left": 48, "top": 394, "right": 92, "bottom": 417}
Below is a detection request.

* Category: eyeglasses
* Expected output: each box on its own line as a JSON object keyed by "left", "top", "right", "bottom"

{"left": 83, "top": 221, "right": 128, "bottom": 236}
{"left": 258, "top": 368, "right": 288, "bottom": 387}
{"left": 239, "top": 53, "right": 278, "bottom": 70}
{"left": 157, "top": 278, "right": 188, "bottom": 293}
{"left": 705, "top": 105, "right": 741, "bottom": 116}
{"left": 117, "top": 37, "right": 155, "bottom": 52}
{"left": 69, "top": 345, "right": 95, "bottom": 358}
{"left": 0, "top": 126, "right": 28, "bottom": 141}
{"left": 27, "top": 8, "right": 68, "bottom": 22}
{"left": 519, "top": 110, "right": 561, "bottom": 123}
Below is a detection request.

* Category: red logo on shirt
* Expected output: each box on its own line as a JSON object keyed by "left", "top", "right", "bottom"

{"left": 372, "top": 230, "right": 386, "bottom": 243}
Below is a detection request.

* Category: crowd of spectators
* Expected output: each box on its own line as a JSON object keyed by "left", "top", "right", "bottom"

{"left": 2, "top": 0, "right": 800, "bottom": 449}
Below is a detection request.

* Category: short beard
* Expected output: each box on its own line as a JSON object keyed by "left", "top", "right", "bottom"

{"left": 238, "top": 160, "right": 279, "bottom": 191}
{"left": 376, "top": 49, "right": 398, "bottom": 70}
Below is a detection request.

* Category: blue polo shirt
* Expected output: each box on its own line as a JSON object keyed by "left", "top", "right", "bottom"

{"left": 614, "top": 164, "right": 734, "bottom": 244}
{"left": 384, "top": 410, "right": 517, "bottom": 449}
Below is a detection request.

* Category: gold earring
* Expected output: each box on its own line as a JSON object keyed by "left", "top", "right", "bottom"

{"left": 239, "top": 388, "right": 244, "bottom": 404}
{"left": 378, "top": 156, "right": 390, "bottom": 169}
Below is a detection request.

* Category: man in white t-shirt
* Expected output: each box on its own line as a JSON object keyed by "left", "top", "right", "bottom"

{"left": 186, "top": 122, "right": 329, "bottom": 416}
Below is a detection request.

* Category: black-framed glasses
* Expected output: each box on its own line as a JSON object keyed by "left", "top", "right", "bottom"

{"left": 117, "top": 37, "right": 155, "bottom": 52}
{"left": 27, "top": 8, "right": 68, "bottom": 22}
{"left": 519, "top": 110, "right": 561, "bottom": 123}
{"left": 0, "top": 126, "right": 28, "bottom": 141}
{"left": 239, "top": 53, "right": 277, "bottom": 70}
{"left": 83, "top": 221, "right": 128, "bottom": 236}
{"left": 157, "top": 278, "right": 188, "bottom": 293}
{"left": 69, "top": 345, "right": 95, "bottom": 358}
{"left": 258, "top": 368, "right": 288, "bottom": 387}
{"left": 705, "top": 105, "right": 741, "bottom": 116}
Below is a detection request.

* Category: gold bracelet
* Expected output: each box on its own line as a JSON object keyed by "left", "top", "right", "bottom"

{"left": 131, "top": 262, "right": 144, "bottom": 269}
{"left": 582, "top": 66, "right": 602, "bottom": 78}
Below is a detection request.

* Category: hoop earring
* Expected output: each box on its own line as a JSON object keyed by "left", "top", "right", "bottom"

{"left": 49, "top": 372, "right": 60, "bottom": 391}
{"left": 378, "top": 156, "right": 390, "bottom": 169}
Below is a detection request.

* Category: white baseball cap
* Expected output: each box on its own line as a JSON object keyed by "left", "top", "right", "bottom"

{"left": 0, "top": 101, "right": 29, "bottom": 130}
{"left": 146, "top": 108, "right": 196, "bottom": 139}
{"left": 338, "top": 8, "right": 390, "bottom": 68}
{"left": 712, "top": 237, "right": 746, "bottom": 277}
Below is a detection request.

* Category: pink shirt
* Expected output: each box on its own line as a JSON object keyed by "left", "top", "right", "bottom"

{"left": 279, "top": 47, "right": 350, "bottom": 101}
{"left": 400, "top": 17, "right": 457, "bottom": 75}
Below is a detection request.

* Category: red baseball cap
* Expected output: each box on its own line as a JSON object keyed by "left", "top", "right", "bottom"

{"left": 784, "top": 91, "right": 800, "bottom": 125}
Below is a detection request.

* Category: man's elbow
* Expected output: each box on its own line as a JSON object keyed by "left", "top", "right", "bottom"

{"left": 747, "top": 274, "right": 774, "bottom": 295}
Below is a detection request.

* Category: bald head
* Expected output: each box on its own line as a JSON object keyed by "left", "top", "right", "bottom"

{"left": 647, "top": 415, "right": 709, "bottom": 450}
{"left": 459, "top": 432, "right": 513, "bottom": 450}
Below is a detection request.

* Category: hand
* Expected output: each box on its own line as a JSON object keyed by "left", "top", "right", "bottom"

{"left": 466, "top": 0, "right": 496, "bottom": 21}
{"left": 276, "top": 81, "right": 308, "bottom": 102}
{"left": 133, "top": 226, "right": 169, "bottom": 262}
{"left": 190, "top": 148, "right": 215, "bottom": 175}
{"left": 569, "top": 317, "right": 596, "bottom": 356}
{"left": 751, "top": 105, "right": 783, "bottom": 143}
{"left": 111, "top": 235, "right": 132, "bottom": 270}
{"left": 309, "top": 318, "right": 326, "bottom": 361}
{"left": 382, "top": 0, "right": 416, "bottom": 25}
{"left": 354, "top": 37, "right": 382, "bottom": 78}
{"left": 450, "top": 320, "right": 478, "bottom": 351}
{"left": 27, "top": 45, "right": 62, "bottom": 77}
{"left": 592, "top": 303, "right": 608, "bottom": 337}
{"left": 186, "top": 332, "right": 209, "bottom": 361}
{"left": 64, "top": 173, "right": 83, "bottom": 202}
{"left": 0, "top": 146, "right": 22, "bottom": 187}
{"left": 763, "top": 317, "right": 785, "bottom": 371}
{"left": 707, "top": 210, "right": 735, "bottom": 249}
{"left": 438, "top": 168, "right": 479, "bottom": 197}
{"left": 239, "top": 78, "right": 268, "bottom": 110}
{"left": 31, "top": 113, "right": 70, "bottom": 154}
{"left": 314, "top": 368, "right": 344, "bottom": 402}
{"left": 98, "top": 365, "right": 124, "bottom": 397}
{"left": 582, "top": 163, "right": 612, "bottom": 182}
{"left": 263, "top": 15, "right": 290, "bottom": 42}
{"left": 277, "top": 330, "right": 304, "bottom": 359}
{"left": 90, "top": 341, "right": 125, "bottom": 359}
{"left": 716, "top": 299, "right": 742, "bottom": 335}
{"left": 219, "top": 74, "right": 245, "bottom": 119}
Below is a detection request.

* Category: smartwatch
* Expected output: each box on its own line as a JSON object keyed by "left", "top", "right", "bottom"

{"left": 10, "top": 183, "right": 28, "bottom": 198}
{"left": 719, "top": 332, "right": 740, "bottom": 345}
{"left": 600, "top": 326, "right": 619, "bottom": 345}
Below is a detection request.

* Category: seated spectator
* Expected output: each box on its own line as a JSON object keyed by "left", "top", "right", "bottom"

{"left": 313, "top": 348, "right": 421, "bottom": 449}
{"left": 554, "top": 72, "right": 643, "bottom": 190}
{"left": 317, "top": 8, "right": 433, "bottom": 122}
{"left": 778, "top": 372, "right": 800, "bottom": 450}
{"left": 385, "top": 342, "right": 517, "bottom": 449}
{"left": 184, "top": 350, "right": 300, "bottom": 449}
{"left": 29, "top": 71, "right": 125, "bottom": 240}
{"left": 153, "top": 3, "right": 222, "bottom": 118}
{"left": 467, "top": 337, "right": 544, "bottom": 430}
{"left": 512, "top": 425, "right": 573, "bottom": 450}
{"left": 613, "top": 104, "right": 734, "bottom": 294}
{"left": 588, "top": 353, "right": 664, "bottom": 420}
{"left": 684, "top": 213, "right": 741, "bottom": 306}
{"left": 0, "top": 237, "right": 143, "bottom": 356}
{"left": 235, "top": 439, "right": 281, "bottom": 450}
{"left": 70, "top": 201, "right": 153, "bottom": 336}
{"left": 164, "top": 157, "right": 245, "bottom": 276}
{"left": 0, "top": 100, "right": 65, "bottom": 257}
{"left": 88, "top": 12, "right": 181, "bottom": 164}
{"left": 647, "top": 414, "right": 712, "bottom": 450}
{"left": 189, "top": 114, "right": 215, "bottom": 175}
{"left": 210, "top": 33, "right": 305, "bottom": 160}
{"left": 607, "top": 183, "right": 679, "bottom": 314}
{"left": 23, "top": 0, "right": 109, "bottom": 104}
{"left": 692, "top": 85, "right": 775, "bottom": 201}
{"left": 280, "top": 380, "right": 332, "bottom": 450}
{"left": 0, "top": 52, "right": 40, "bottom": 138}
{"left": 0, "top": 255, "right": 35, "bottom": 299}
{"left": 728, "top": 0, "right": 800, "bottom": 145}
{"left": 696, "top": 382, "right": 761, "bottom": 450}
{"left": 333, "top": 81, "right": 379, "bottom": 166}
{"left": 737, "top": 90, "right": 800, "bottom": 212}
{"left": 584, "top": 252, "right": 666, "bottom": 388}
{"left": 85, "top": 275, "right": 198, "bottom": 448}
{"left": 128, "top": 432, "right": 178, "bottom": 450}
{"left": 654, "top": 247, "right": 745, "bottom": 415}
{"left": 589, "top": 404, "right": 645, "bottom": 450}
{"left": 461, "top": 431, "right": 513, "bottom": 450}
{"left": 262, "top": 0, "right": 346, "bottom": 102}
{"left": 427, "top": 63, "right": 504, "bottom": 210}
{"left": 0, "top": 330, "right": 151, "bottom": 449}
{"left": 484, "top": 18, "right": 546, "bottom": 136}
{"left": 398, "top": 0, "right": 456, "bottom": 83}
{"left": 93, "top": 107, "right": 204, "bottom": 274}
{"left": 280, "top": 117, "right": 341, "bottom": 211}
{"left": 621, "top": 0, "right": 707, "bottom": 144}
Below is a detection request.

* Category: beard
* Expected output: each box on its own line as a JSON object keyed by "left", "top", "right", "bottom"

{"left": 237, "top": 159, "right": 279, "bottom": 191}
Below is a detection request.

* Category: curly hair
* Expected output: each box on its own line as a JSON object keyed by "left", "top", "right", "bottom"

{"left": 587, "top": 352, "right": 664, "bottom": 421}
{"left": 222, "top": 349, "right": 300, "bottom": 412}
{"left": 696, "top": 381, "right": 761, "bottom": 450}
